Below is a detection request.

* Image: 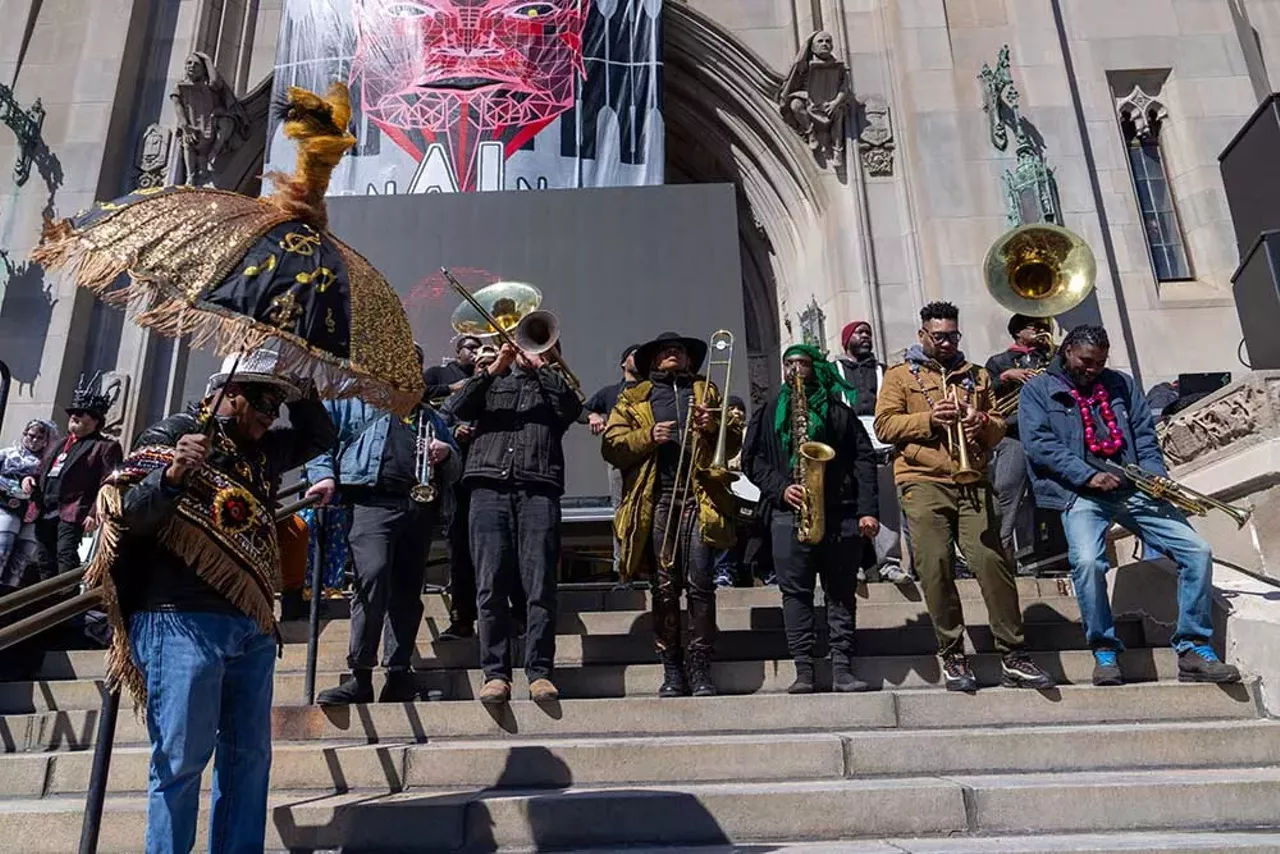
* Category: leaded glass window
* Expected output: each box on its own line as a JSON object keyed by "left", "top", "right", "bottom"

{"left": 1122, "top": 114, "right": 1192, "bottom": 282}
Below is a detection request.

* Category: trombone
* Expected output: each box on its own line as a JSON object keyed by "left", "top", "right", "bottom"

{"left": 658, "top": 330, "right": 735, "bottom": 570}
{"left": 440, "top": 267, "right": 587, "bottom": 404}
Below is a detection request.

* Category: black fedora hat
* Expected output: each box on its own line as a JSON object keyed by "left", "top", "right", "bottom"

{"left": 635, "top": 332, "right": 709, "bottom": 375}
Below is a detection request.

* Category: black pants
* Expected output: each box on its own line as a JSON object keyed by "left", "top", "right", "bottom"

{"left": 770, "top": 513, "right": 858, "bottom": 664}
{"left": 651, "top": 492, "right": 716, "bottom": 658}
{"left": 34, "top": 517, "right": 82, "bottom": 582}
{"left": 446, "top": 484, "right": 477, "bottom": 623}
{"left": 345, "top": 493, "right": 436, "bottom": 672}
{"left": 469, "top": 485, "right": 559, "bottom": 682}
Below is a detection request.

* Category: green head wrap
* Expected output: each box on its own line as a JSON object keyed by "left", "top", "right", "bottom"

{"left": 774, "top": 344, "right": 857, "bottom": 465}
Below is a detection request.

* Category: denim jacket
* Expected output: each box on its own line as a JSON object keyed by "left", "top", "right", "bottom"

{"left": 305, "top": 398, "right": 460, "bottom": 496}
{"left": 1019, "top": 364, "right": 1168, "bottom": 511}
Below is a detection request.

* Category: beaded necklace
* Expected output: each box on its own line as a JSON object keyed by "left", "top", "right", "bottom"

{"left": 909, "top": 362, "right": 975, "bottom": 409}
{"left": 1068, "top": 383, "right": 1124, "bottom": 457}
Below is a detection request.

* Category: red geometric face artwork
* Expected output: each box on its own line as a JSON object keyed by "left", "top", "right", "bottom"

{"left": 352, "top": 0, "right": 589, "bottom": 191}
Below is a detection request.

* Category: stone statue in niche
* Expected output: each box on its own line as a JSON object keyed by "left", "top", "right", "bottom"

{"left": 779, "top": 31, "right": 851, "bottom": 167}
{"left": 171, "top": 52, "right": 249, "bottom": 186}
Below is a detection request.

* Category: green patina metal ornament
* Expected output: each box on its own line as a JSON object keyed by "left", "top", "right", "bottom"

{"left": 798, "top": 297, "right": 828, "bottom": 353}
{"left": 0, "top": 81, "right": 45, "bottom": 186}
{"left": 978, "top": 44, "right": 1020, "bottom": 152}
{"left": 1003, "top": 127, "right": 1062, "bottom": 228}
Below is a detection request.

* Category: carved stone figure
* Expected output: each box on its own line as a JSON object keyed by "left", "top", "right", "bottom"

{"left": 779, "top": 31, "right": 851, "bottom": 167}
{"left": 137, "top": 124, "right": 174, "bottom": 189}
{"left": 857, "top": 95, "right": 895, "bottom": 177}
{"left": 171, "top": 52, "right": 249, "bottom": 186}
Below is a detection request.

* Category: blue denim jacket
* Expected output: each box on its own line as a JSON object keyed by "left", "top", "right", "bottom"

{"left": 1019, "top": 365, "right": 1168, "bottom": 511}
{"left": 304, "top": 398, "right": 460, "bottom": 491}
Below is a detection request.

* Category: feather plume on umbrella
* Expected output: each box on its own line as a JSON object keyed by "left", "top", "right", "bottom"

{"left": 32, "top": 82, "right": 423, "bottom": 416}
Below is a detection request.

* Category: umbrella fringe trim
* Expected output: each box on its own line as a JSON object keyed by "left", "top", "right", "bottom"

{"left": 32, "top": 231, "right": 421, "bottom": 416}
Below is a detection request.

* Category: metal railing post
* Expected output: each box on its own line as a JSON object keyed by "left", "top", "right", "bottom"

{"left": 77, "top": 689, "right": 120, "bottom": 854}
{"left": 303, "top": 505, "right": 325, "bottom": 705}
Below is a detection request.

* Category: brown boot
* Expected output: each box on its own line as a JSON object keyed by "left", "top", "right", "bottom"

{"left": 479, "top": 678, "right": 511, "bottom": 706}
{"left": 529, "top": 678, "right": 559, "bottom": 703}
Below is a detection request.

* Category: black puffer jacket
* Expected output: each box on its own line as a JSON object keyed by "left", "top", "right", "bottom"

{"left": 985, "top": 347, "right": 1053, "bottom": 440}
{"left": 115, "top": 397, "right": 335, "bottom": 614}
{"left": 450, "top": 365, "right": 583, "bottom": 495}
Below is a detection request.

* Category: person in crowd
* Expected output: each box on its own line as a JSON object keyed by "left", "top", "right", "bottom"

{"left": 424, "top": 334, "right": 482, "bottom": 402}
{"left": 22, "top": 378, "right": 123, "bottom": 581}
{"left": 1019, "top": 324, "right": 1241, "bottom": 687}
{"left": 450, "top": 339, "right": 582, "bottom": 705}
{"left": 306, "top": 345, "right": 461, "bottom": 705}
{"left": 585, "top": 343, "right": 641, "bottom": 577}
{"left": 713, "top": 395, "right": 750, "bottom": 588}
{"left": 84, "top": 349, "right": 335, "bottom": 853}
{"left": 437, "top": 343, "right": 518, "bottom": 640}
{"left": 834, "top": 319, "right": 910, "bottom": 583}
{"left": 985, "top": 314, "right": 1055, "bottom": 571}
{"left": 603, "top": 332, "right": 742, "bottom": 698}
{"left": 745, "top": 345, "right": 878, "bottom": 693}
{"left": 0, "top": 419, "right": 56, "bottom": 587}
{"left": 874, "top": 301, "right": 1055, "bottom": 692}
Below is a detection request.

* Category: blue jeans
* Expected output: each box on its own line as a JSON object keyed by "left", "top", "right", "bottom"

{"left": 130, "top": 610, "right": 276, "bottom": 854}
{"left": 1062, "top": 490, "right": 1215, "bottom": 654}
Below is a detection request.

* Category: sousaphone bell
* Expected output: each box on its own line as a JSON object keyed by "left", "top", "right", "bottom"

{"left": 983, "top": 223, "right": 1097, "bottom": 317}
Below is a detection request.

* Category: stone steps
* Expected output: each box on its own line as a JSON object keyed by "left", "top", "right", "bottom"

{"left": 0, "top": 649, "right": 1183, "bottom": 713}
{"left": 5, "top": 719, "right": 1278, "bottom": 797}
{"left": 3, "top": 768, "right": 1280, "bottom": 852}
{"left": 277, "top": 596, "right": 1088, "bottom": 643}
{"left": 0, "top": 682, "right": 1259, "bottom": 753}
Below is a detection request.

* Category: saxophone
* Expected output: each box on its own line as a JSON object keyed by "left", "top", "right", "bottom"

{"left": 790, "top": 371, "right": 836, "bottom": 544}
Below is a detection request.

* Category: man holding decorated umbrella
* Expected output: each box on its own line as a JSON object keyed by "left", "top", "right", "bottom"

{"left": 85, "top": 349, "right": 336, "bottom": 852}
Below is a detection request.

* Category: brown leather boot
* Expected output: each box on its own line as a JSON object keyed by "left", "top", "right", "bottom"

{"left": 479, "top": 678, "right": 511, "bottom": 706}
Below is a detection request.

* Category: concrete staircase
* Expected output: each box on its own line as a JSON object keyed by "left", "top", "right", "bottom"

{"left": 1, "top": 577, "right": 1279, "bottom": 852}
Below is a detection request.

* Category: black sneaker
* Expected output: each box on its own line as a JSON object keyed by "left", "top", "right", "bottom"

{"left": 1001, "top": 651, "right": 1056, "bottom": 689}
{"left": 1177, "top": 645, "right": 1242, "bottom": 684}
{"left": 317, "top": 671, "right": 374, "bottom": 706}
{"left": 378, "top": 671, "right": 419, "bottom": 703}
{"left": 942, "top": 654, "right": 978, "bottom": 693}
{"left": 437, "top": 621, "right": 474, "bottom": 641}
{"left": 788, "top": 661, "right": 816, "bottom": 694}
{"left": 1092, "top": 649, "right": 1123, "bottom": 687}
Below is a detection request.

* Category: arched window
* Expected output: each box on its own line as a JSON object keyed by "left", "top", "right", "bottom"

{"left": 1116, "top": 85, "right": 1192, "bottom": 282}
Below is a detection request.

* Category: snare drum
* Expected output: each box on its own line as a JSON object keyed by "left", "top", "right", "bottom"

{"left": 728, "top": 475, "right": 761, "bottom": 523}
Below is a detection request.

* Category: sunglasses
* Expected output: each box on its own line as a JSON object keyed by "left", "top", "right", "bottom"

{"left": 925, "top": 330, "right": 962, "bottom": 344}
{"left": 238, "top": 387, "right": 286, "bottom": 417}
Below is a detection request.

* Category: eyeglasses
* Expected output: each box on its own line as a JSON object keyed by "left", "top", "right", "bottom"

{"left": 925, "top": 330, "right": 962, "bottom": 344}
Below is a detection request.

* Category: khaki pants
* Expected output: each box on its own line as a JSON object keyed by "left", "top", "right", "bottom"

{"left": 898, "top": 481, "right": 1025, "bottom": 656}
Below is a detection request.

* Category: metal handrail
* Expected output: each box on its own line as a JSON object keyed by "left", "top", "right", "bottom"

{"left": 0, "top": 487, "right": 318, "bottom": 854}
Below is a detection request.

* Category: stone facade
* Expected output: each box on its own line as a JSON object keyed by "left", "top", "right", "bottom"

{"left": 2, "top": 0, "right": 1278, "bottom": 442}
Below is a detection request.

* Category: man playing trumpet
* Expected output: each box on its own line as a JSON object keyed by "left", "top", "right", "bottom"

{"left": 604, "top": 332, "right": 741, "bottom": 698}
{"left": 743, "top": 345, "right": 879, "bottom": 693}
{"left": 875, "top": 302, "right": 1054, "bottom": 692}
{"left": 1019, "top": 324, "right": 1240, "bottom": 687}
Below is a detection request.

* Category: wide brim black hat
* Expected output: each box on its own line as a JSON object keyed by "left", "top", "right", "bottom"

{"left": 635, "top": 332, "right": 709, "bottom": 375}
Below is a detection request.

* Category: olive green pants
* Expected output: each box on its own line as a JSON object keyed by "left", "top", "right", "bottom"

{"left": 898, "top": 481, "right": 1025, "bottom": 656}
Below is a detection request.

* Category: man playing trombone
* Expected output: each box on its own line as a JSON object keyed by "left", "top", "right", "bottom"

{"left": 875, "top": 302, "right": 1055, "bottom": 693}
{"left": 743, "top": 345, "right": 878, "bottom": 693}
{"left": 1019, "top": 324, "right": 1241, "bottom": 687}
{"left": 604, "top": 332, "right": 742, "bottom": 698}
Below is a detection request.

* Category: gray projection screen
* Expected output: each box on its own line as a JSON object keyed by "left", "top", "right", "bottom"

{"left": 325, "top": 183, "right": 747, "bottom": 502}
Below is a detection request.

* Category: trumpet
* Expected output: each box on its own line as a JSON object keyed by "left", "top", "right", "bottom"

{"left": 941, "top": 375, "right": 982, "bottom": 486}
{"left": 1104, "top": 462, "right": 1252, "bottom": 529}
{"left": 441, "top": 268, "right": 587, "bottom": 404}
{"left": 410, "top": 411, "right": 438, "bottom": 504}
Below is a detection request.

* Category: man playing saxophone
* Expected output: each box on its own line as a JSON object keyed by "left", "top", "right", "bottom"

{"left": 1019, "top": 324, "right": 1241, "bottom": 687}
{"left": 875, "top": 302, "right": 1055, "bottom": 692}
{"left": 743, "top": 345, "right": 878, "bottom": 693}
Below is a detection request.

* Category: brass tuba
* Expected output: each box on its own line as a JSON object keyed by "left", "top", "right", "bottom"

{"left": 983, "top": 223, "right": 1097, "bottom": 318}
{"left": 790, "top": 370, "right": 835, "bottom": 544}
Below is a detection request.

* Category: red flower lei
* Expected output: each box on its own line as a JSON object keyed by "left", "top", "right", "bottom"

{"left": 1069, "top": 383, "right": 1123, "bottom": 457}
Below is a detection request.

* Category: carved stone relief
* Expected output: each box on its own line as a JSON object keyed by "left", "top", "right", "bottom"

{"left": 137, "top": 124, "right": 174, "bottom": 190}
{"left": 857, "top": 95, "right": 894, "bottom": 177}
{"left": 1159, "top": 374, "right": 1280, "bottom": 469}
{"left": 1114, "top": 83, "right": 1169, "bottom": 141}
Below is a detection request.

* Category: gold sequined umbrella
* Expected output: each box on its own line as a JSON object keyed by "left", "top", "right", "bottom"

{"left": 32, "top": 83, "right": 423, "bottom": 416}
